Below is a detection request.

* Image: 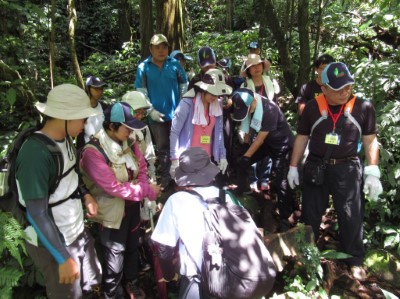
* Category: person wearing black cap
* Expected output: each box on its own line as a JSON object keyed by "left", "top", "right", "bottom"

{"left": 232, "top": 88, "right": 296, "bottom": 229}
{"left": 288, "top": 62, "right": 382, "bottom": 281}
{"left": 187, "top": 46, "right": 217, "bottom": 90}
{"left": 295, "top": 54, "right": 335, "bottom": 116}
{"left": 76, "top": 75, "right": 108, "bottom": 149}
{"left": 80, "top": 102, "right": 161, "bottom": 299}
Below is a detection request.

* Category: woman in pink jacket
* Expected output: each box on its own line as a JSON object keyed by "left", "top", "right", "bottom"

{"left": 80, "top": 102, "right": 160, "bottom": 299}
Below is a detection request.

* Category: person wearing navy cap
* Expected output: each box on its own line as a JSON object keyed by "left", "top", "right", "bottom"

{"left": 232, "top": 88, "right": 296, "bottom": 230}
{"left": 76, "top": 75, "right": 108, "bottom": 149}
{"left": 80, "top": 102, "right": 161, "bottom": 299}
{"left": 288, "top": 62, "right": 383, "bottom": 281}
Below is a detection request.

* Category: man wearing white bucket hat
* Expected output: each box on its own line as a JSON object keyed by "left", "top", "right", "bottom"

{"left": 16, "top": 84, "right": 103, "bottom": 298}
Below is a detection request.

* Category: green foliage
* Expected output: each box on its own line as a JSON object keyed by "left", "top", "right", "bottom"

{"left": 0, "top": 211, "right": 26, "bottom": 297}
{"left": 282, "top": 224, "right": 352, "bottom": 296}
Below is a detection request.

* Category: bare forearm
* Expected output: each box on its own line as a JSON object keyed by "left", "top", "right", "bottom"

{"left": 362, "top": 134, "right": 379, "bottom": 165}
{"left": 290, "top": 135, "right": 309, "bottom": 166}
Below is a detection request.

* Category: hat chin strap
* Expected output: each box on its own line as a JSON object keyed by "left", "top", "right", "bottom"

{"left": 64, "top": 120, "right": 74, "bottom": 161}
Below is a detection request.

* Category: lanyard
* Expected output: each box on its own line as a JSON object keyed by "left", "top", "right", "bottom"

{"left": 326, "top": 101, "right": 344, "bottom": 132}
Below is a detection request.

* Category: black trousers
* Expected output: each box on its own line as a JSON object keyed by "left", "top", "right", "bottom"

{"left": 98, "top": 203, "right": 141, "bottom": 298}
{"left": 301, "top": 156, "right": 365, "bottom": 266}
{"left": 237, "top": 144, "right": 295, "bottom": 219}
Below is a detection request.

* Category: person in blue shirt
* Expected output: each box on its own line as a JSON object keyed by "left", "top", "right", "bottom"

{"left": 135, "top": 34, "right": 188, "bottom": 191}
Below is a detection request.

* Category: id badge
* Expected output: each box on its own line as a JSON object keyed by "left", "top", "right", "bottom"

{"left": 200, "top": 135, "right": 211, "bottom": 144}
{"left": 325, "top": 133, "right": 341, "bottom": 145}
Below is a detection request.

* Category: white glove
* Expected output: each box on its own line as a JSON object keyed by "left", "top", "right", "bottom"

{"left": 287, "top": 166, "right": 299, "bottom": 189}
{"left": 237, "top": 130, "right": 245, "bottom": 144}
{"left": 169, "top": 159, "right": 179, "bottom": 178}
{"left": 148, "top": 159, "right": 157, "bottom": 183}
{"left": 363, "top": 165, "right": 383, "bottom": 201}
{"left": 219, "top": 158, "right": 228, "bottom": 175}
{"left": 140, "top": 198, "right": 158, "bottom": 221}
{"left": 149, "top": 108, "right": 165, "bottom": 122}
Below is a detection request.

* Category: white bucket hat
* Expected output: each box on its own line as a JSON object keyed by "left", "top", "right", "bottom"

{"left": 35, "top": 84, "right": 101, "bottom": 120}
{"left": 194, "top": 68, "right": 232, "bottom": 96}
{"left": 122, "top": 91, "right": 151, "bottom": 110}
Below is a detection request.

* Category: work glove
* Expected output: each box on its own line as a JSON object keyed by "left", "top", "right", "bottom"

{"left": 148, "top": 159, "right": 157, "bottom": 183}
{"left": 237, "top": 130, "right": 245, "bottom": 144}
{"left": 237, "top": 156, "right": 252, "bottom": 168}
{"left": 287, "top": 166, "right": 299, "bottom": 189}
{"left": 169, "top": 159, "right": 179, "bottom": 178}
{"left": 149, "top": 108, "right": 165, "bottom": 122}
{"left": 218, "top": 158, "right": 228, "bottom": 175}
{"left": 363, "top": 165, "right": 383, "bottom": 201}
{"left": 140, "top": 198, "right": 158, "bottom": 221}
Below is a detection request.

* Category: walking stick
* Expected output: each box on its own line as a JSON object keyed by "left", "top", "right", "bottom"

{"left": 149, "top": 210, "right": 168, "bottom": 299}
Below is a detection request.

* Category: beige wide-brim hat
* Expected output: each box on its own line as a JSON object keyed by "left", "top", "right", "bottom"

{"left": 35, "top": 84, "right": 101, "bottom": 120}
{"left": 194, "top": 68, "right": 232, "bottom": 96}
{"left": 122, "top": 91, "right": 151, "bottom": 110}
{"left": 242, "top": 53, "right": 264, "bottom": 72}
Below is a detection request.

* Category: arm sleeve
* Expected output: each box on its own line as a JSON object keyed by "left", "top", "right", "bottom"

{"left": 152, "top": 241, "right": 180, "bottom": 281}
{"left": 170, "top": 100, "right": 189, "bottom": 160}
{"left": 16, "top": 139, "right": 69, "bottom": 264}
{"left": 26, "top": 199, "right": 70, "bottom": 264}
{"left": 80, "top": 147, "right": 148, "bottom": 202}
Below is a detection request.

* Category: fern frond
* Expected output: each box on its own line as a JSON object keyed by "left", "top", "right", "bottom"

{"left": 0, "top": 267, "right": 23, "bottom": 288}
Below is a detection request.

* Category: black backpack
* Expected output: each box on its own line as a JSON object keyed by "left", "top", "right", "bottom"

{"left": 185, "top": 189, "right": 277, "bottom": 299}
{"left": 0, "top": 127, "right": 68, "bottom": 227}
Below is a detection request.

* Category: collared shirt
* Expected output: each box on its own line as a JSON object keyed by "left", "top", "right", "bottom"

{"left": 135, "top": 56, "right": 188, "bottom": 122}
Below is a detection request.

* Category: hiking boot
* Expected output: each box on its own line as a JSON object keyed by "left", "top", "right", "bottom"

{"left": 125, "top": 280, "right": 145, "bottom": 299}
{"left": 350, "top": 266, "right": 367, "bottom": 281}
{"left": 82, "top": 285, "right": 104, "bottom": 299}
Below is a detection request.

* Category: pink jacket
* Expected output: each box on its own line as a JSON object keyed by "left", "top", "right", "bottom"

{"left": 80, "top": 142, "right": 156, "bottom": 201}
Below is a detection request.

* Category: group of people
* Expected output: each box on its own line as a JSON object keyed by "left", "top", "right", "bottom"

{"left": 14, "top": 31, "right": 384, "bottom": 299}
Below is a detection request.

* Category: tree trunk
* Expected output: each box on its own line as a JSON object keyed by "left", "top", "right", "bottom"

{"left": 140, "top": 0, "right": 153, "bottom": 59}
{"left": 67, "top": 0, "right": 84, "bottom": 88}
{"left": 260, "top": 0, "right": 297, "bottom": 97}
{"left": 157, "top": 0, "right": 184, "bottom": 51}
{"left": 298, "top": 0, "right": 311, "bottom": 87}
{"left": 119, "top": 0, "right": 132, "bottom": 44}
{"left": 226, "top": 0, "right": 233, "bottom": 31}
{"left": 312, "top": 0, "right": 324, "bottom": 65}
{"left": 49, "top": 0, "right": 56, "bottom": 88}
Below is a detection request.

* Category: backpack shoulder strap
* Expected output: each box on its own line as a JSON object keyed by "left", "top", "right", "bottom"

{"left": 310, "top": 94, "right": 329, "bottom": 137}
{"left": 30, "top": 133, "right": 65, "bottom": 194}
{"left": 344, "top": 96, "right": 362, "bottom": 138}
{"left": 83, "top": 137, "right": 110, "bottom": 164}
